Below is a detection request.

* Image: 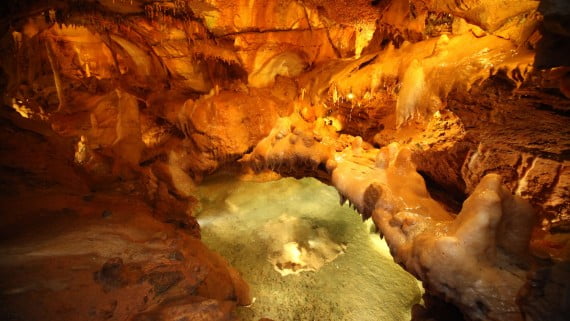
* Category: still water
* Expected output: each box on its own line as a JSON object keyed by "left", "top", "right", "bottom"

{"left": 197, "top": 175, "right": 422, "bottom": 321}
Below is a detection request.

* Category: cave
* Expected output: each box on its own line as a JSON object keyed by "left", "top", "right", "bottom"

{"left": 0, "top": 1, "right": 568, "bottom": 321}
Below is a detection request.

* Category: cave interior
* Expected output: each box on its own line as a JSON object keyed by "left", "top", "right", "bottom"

{"left": 0, "top": 0, "right": 569, "bottom": 321}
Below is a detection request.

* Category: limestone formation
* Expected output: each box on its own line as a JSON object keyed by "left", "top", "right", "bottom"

{"left": 0, "top": 0, "right": 568, "bottom": 320}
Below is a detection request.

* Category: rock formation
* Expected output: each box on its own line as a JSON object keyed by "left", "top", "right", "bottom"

{"left": 0, "top": 0, "right": 568, "bottom": 320}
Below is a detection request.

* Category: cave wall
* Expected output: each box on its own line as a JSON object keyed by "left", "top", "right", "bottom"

{"left": 3, "top": 0, "right": 567, "bottom": 222}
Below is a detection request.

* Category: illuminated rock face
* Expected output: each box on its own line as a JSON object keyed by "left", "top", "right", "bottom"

{"left": 242, "top": 116, "right": 537, "bottom": 320}
{"left": 0, "top": 0, "right": 569, "bottom": 321}
{"left": 0, "top": 110, "right": 251, "bottom": 321}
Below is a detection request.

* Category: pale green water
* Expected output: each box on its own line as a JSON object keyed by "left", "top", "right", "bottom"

{"left": 196, "top": 175, "right": 422, "bottom": 321}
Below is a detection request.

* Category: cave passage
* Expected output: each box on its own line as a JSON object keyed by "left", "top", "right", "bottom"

{"left": 196, "top": 175, "right": 422, "bottom": 321}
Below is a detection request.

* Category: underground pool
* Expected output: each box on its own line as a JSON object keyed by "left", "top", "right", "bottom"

{"left": 196, "top": 175, "right": 423, "bottom": 321}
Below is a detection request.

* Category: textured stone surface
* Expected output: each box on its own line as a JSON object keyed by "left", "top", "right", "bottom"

{"left": 0, "top": 108, "right": 250, "bottom": 321}
{"left": 241, "top": 115, "right": 537, "bottom": 320}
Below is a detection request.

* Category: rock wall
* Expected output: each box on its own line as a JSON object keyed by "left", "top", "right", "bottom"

{"left": 0, "top": 108, "right": 250, "bottom": 321}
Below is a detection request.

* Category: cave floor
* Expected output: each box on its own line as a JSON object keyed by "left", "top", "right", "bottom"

{"left": 196, "top": 175, "right": 423, "bottom": 321}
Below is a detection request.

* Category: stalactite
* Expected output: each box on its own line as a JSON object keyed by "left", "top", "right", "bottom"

{"left": 44, "top": 39, "right": 65, "bottom": 112}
